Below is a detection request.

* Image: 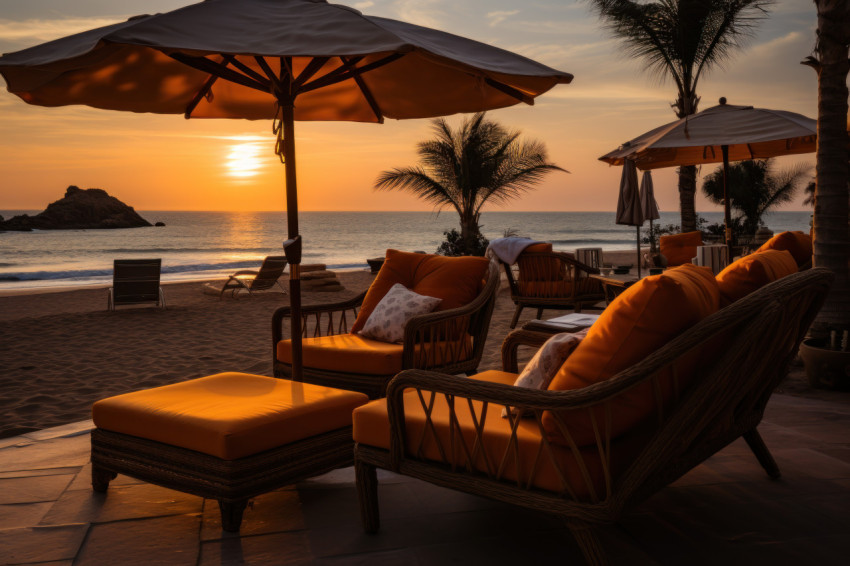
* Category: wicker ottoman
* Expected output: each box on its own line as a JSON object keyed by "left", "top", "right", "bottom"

{"left": 91, "top": 372, "right": 368, "bottom": 531}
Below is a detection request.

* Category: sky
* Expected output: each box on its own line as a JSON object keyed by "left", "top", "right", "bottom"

{"left": 0, "top": 0, "right": 822, "bottom": 214}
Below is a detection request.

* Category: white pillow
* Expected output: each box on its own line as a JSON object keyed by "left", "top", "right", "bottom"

{"left": 359, "top": 283, "right": 442, "bottom": 343}
{"left": 503, "top": 329, "right": 588, "bottom": 417}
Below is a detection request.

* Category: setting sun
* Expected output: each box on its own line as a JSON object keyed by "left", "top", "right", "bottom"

{"left": 225, "top": 139, "right": 266, "bottom": 178}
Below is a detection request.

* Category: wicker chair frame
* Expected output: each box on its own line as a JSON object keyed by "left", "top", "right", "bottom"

{"left": 91, "top": 426, "right": 354, "bottom": 532}
{"left": 501, "top": 251, "right": 605, "bottom": 328}
{"left": 354, "top": 268, "right": 833, "bottom": 565}
{"left": 272, "top": 262, "right": 501, "bottom": 398}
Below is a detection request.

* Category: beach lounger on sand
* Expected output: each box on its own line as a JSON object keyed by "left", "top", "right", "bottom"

{"left": 218, "top": 256, "right": 287, "bottom": 299}
{"left": 108, "top": 258, "right": 165, "bottom": 310}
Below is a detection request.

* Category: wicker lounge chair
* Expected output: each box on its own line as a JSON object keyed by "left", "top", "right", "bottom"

{"left": 219, "top": 255, "right": 287, "bottom": 299}
{"left": 272, "top": 252, "right": 500, "bottom": 398}
{"left": 354, "top": 268, "right": 833, "bottom": 565}
{"left": 502, "top": 248, "right": 604, "bottom": 328}
{"left": 107, "top": 258, "right": 166, "bottom": 310}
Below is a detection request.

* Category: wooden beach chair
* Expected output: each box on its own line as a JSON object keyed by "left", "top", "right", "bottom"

{"left": 219, "top": 256, "right": 287, "bottom": 299}
{"left": 107, "top": 258, "right": 165, "bottom": 310}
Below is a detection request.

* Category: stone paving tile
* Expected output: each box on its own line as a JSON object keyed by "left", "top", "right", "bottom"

{"left": 65, "top": 463, "right": 143, "bottom": 492}
{"left": 75, "top": 514, "right": 201, "bottom": 566}
{"left": 200, "top": 489, "right": 305, "bottom": 541}
{"left": 298, "top": 483, "right": 419, "bottom": 529}
{"left": 771, "top": 447, "right": 850, "bottom": 480}
{"left": 0, "top": 502, "right": 53, "bottom": 529}
{"left": 199, "top": 531, "right": 313, "bottom": 566}
{"left": 0, "top": 467, "right": 81, "bottom": 480}
{"left": 20, "top": 421, "right": 94, "bottom": 442}
{"left": 40, "top": 482, "right": 203, "bottom": 525}
{"left": 0, "top": 524, "right": 89, "bottom": 564}
{"left": 0, "top": 474, "right": 75, "bottom": 504}
{"left": 0, "top": 435, "right": 89, "bottom": 473}
{"left": 8, "top": 561, "right": 73, "bottom": 566}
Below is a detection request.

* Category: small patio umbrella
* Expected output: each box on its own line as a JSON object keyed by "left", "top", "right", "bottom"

{"left": 639, "top": 171, "right": 660, "bottom": 254}
{"left": 0, "top": 0, "right": 572, "bottom": 379}
{"left": 615, "top": 158, "right": 644, "bottom": 277}
{"left": 600, "top": 98, "right": 816, "bottom": 253}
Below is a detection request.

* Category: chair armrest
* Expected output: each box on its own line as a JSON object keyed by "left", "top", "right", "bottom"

{"left": 501, "top": 329, "right": 554, "bottom": 373}
{"left": 271, "top": 291, "right": 367, "bottom": 343}
{"left": 231, "top": 270, "right": 259, "bottom": 277}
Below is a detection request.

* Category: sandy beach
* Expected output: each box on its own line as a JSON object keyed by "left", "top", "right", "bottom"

{"left": 0, "top": 250, "right": 824, "bottom": 439}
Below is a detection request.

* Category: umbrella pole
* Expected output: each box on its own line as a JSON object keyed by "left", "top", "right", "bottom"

{"left": 280, "top": 101, "right": 303, "bottom": 382}
{"left": 636, "top": 225, "right": 641, "bottom": 278}
{"left": 722, "top": 144, "right": 733, "bottom": 259}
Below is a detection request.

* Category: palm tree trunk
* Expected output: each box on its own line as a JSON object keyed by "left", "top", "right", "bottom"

{"left": 460, "top": 215, "right": 481, "bottom": 255}
{"left": 808, "top": 0, "right": 850, "bottom": 337}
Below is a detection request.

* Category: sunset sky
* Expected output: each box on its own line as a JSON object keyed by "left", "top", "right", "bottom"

{"left": 0, "top": 0, "right": 820, "bottom": 214}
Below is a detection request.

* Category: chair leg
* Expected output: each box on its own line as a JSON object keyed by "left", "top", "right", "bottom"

{"left": 510, "top": 305, "right": 524, "bottom": 329}
{"left": 567, "top": 522, "right": 608, "bottom": 566}
{"left": 743, "top": 428, "right": 781, "bottom": 479}
{"left": 218, "top": 499, "right": 248, "bottom": 532}
{"left": 355, "top": 458, "right": 380, "bottom": 533}
{"left": 536, "top": 307, "right": 544, "bottom": 319}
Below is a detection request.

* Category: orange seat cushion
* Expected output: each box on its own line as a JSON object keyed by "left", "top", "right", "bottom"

{"left": 92, "top": 373, "right": 368, "bottom": 460}
{"left": 716, "top": 249, "right": 798, "bottom": 306}
{"left": 756, "top": 231, "right": 812, "bottom": 268}
{"left": 544, "top": 263, "right": 719, "bottom": 447}
{"left": 660, "top": 231, "right": 703, "bottom": 266}
{"left": 351, "top": 250, "right": 490, "bottom": 334}
{"left": 353, "top": 370, "right": 646, "bottom": 501}
{"left": 277, "top": 333, "right": 474, "bottom": 376}
{"left": 517, "top": 242, "right": 565, "bottom": 281}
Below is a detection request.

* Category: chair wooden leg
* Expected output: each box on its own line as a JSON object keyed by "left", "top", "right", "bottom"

{"left": 567, "top": 522, "right": 608, "bottom": 566}
{"left": 743, "top": 429, "right": 781, "bottom": 479}
{"left": 536, "top": 307, "right": 544, "bottom": 319}
{"left": 355, "top": 458, "right": 380, "bottom": 533}
{"left": 219, "top": 499, "right": 248, "bottom": 532}
{"left": 510, "top": 305, "right": 524, "bottom": 329}
{"left": 91, "top": 463, "right": 117, "bottom": 493}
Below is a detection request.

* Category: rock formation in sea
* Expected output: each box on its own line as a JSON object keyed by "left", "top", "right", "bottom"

{"left": 0, "top": 186, "right": 152, "bottom": 231}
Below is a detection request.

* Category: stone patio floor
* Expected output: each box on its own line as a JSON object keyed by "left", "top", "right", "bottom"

{"left": 1, "top": 393, "right": 849, "bottom": 566}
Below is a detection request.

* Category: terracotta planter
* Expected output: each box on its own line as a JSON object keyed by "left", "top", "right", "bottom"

{"left": 799, "top": 338, "right": 850, "bottom": 390}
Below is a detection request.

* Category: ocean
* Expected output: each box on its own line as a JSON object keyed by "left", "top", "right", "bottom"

{"left": 0, "top": 210, "right": 813, "bottom": 291}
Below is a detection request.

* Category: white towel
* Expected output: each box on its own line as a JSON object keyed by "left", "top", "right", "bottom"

{"left": 485, "top": 237, "right": 542, "bottom": 265}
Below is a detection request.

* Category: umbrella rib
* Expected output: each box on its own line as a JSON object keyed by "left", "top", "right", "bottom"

{"left": 184, "top": 73, "right": 220, "bottom": 118}
{"left": 299, "top": 52, "right": 404, "bottom": 93}
{"left": 224, "top": 55, "right": 273, "bottom": 86}
{"left": 484, "top": 78, "right": 533, "bottom": 105}
{"left": 169, "top": 52, "right": 270, "bottom": 93}
{"left": 302, "top": 56, "right": 364, "bottom": 88}
{"left": 341, "top": 56, "right": 384, "bottom": 123}
{"left": 292, "top": 57, "right": 331, "bottom": 92}
{"left": 255, "top": 56, "right": 284, "bottom": 94}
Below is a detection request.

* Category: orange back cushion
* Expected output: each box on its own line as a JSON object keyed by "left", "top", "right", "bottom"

{"left": 756, "top": 231, "right": 812, "bottom": 268}
{"left": 716, "top": 249, "right": 798, "bottom": 307}
{"left": 351, "top": 249, "right": 490, "bottom": 334}
{"left": 517, "top": 242, "right": 563, "bottom": 281}
{"left": 660, "top": 231, "right": 703, "bottom": 266}
{"left": 543, "top": 263, "right": 719, "bottom": 447}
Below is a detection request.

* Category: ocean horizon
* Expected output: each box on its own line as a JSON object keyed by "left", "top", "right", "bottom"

{"left": 0, "top": 210, "right": 813, "bottom": 291}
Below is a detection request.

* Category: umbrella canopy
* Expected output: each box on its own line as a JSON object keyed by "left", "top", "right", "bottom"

{"left": 600, "top": 98, "right": 816, "bottom": 252}
{"left": 615, "top": 158, "right": 643, "bottom": 277}
{"left": 0, "top": 0, "right": 572, "bottom": 379}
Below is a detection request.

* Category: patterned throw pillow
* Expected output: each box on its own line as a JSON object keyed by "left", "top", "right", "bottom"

{"left": 502, "top": 329, "right": 588, "bottom": 417}
{"left": 359, "top": 283, "right": 442, "bottom": 343}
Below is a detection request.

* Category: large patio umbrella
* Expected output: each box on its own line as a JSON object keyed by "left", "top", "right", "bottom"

{"left": 639, "top": 171, "right": 660, "bottom": 254}
{"left": 0, "top": 0, "right": 572, "bottom": 379}
{"left": 615, "top": 158, "right": 644, "bottom": 277}
{"left": 600, "top": 98, "right": 816, "bottom": 252}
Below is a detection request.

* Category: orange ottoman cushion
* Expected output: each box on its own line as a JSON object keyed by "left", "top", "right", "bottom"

{"left": 543, "top": 263, "right": 719, "bottom": 446}
{"left": 351, "top": 249, "right": 490, "bottom": 334}
{"left": 92, "top": 372, "right": 368, "bottom": 460}
{"left": 660, "top": 231, "right": 703, "bottom": 266}
{"left": 757, "top": 231, "right": 812, "bottom": 268}
{"left": 716, "top": 249, "right": 798, "bottom": 306}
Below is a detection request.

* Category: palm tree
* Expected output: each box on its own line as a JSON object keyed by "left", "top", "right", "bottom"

{"left": 803, "top": 1, "right": 850, "bottom": 336}
{"left": 701, "top": 159, "right": 811, "bottom": 236}
{"left": 375, "top": 113, "right": 565, "bottom": 255}
{"left": 588, "top": 0, "right": 771, "bottom": 232}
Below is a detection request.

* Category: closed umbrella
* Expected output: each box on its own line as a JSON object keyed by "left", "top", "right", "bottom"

{"left": 0, "top": 0, "right": 572, "bottom": 379}
{"left": 639, "top": 171, "right": 660, "bottom": 254}
{"left": 615, "top": 158, "right": 644, "bottom": 277}
{"left": 600, "top": 98, "right": 816, "bottom": 253}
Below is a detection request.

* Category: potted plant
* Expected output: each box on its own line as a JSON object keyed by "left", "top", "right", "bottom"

{"left": 799, "top": 327, "right": 850, "bottom": 390}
